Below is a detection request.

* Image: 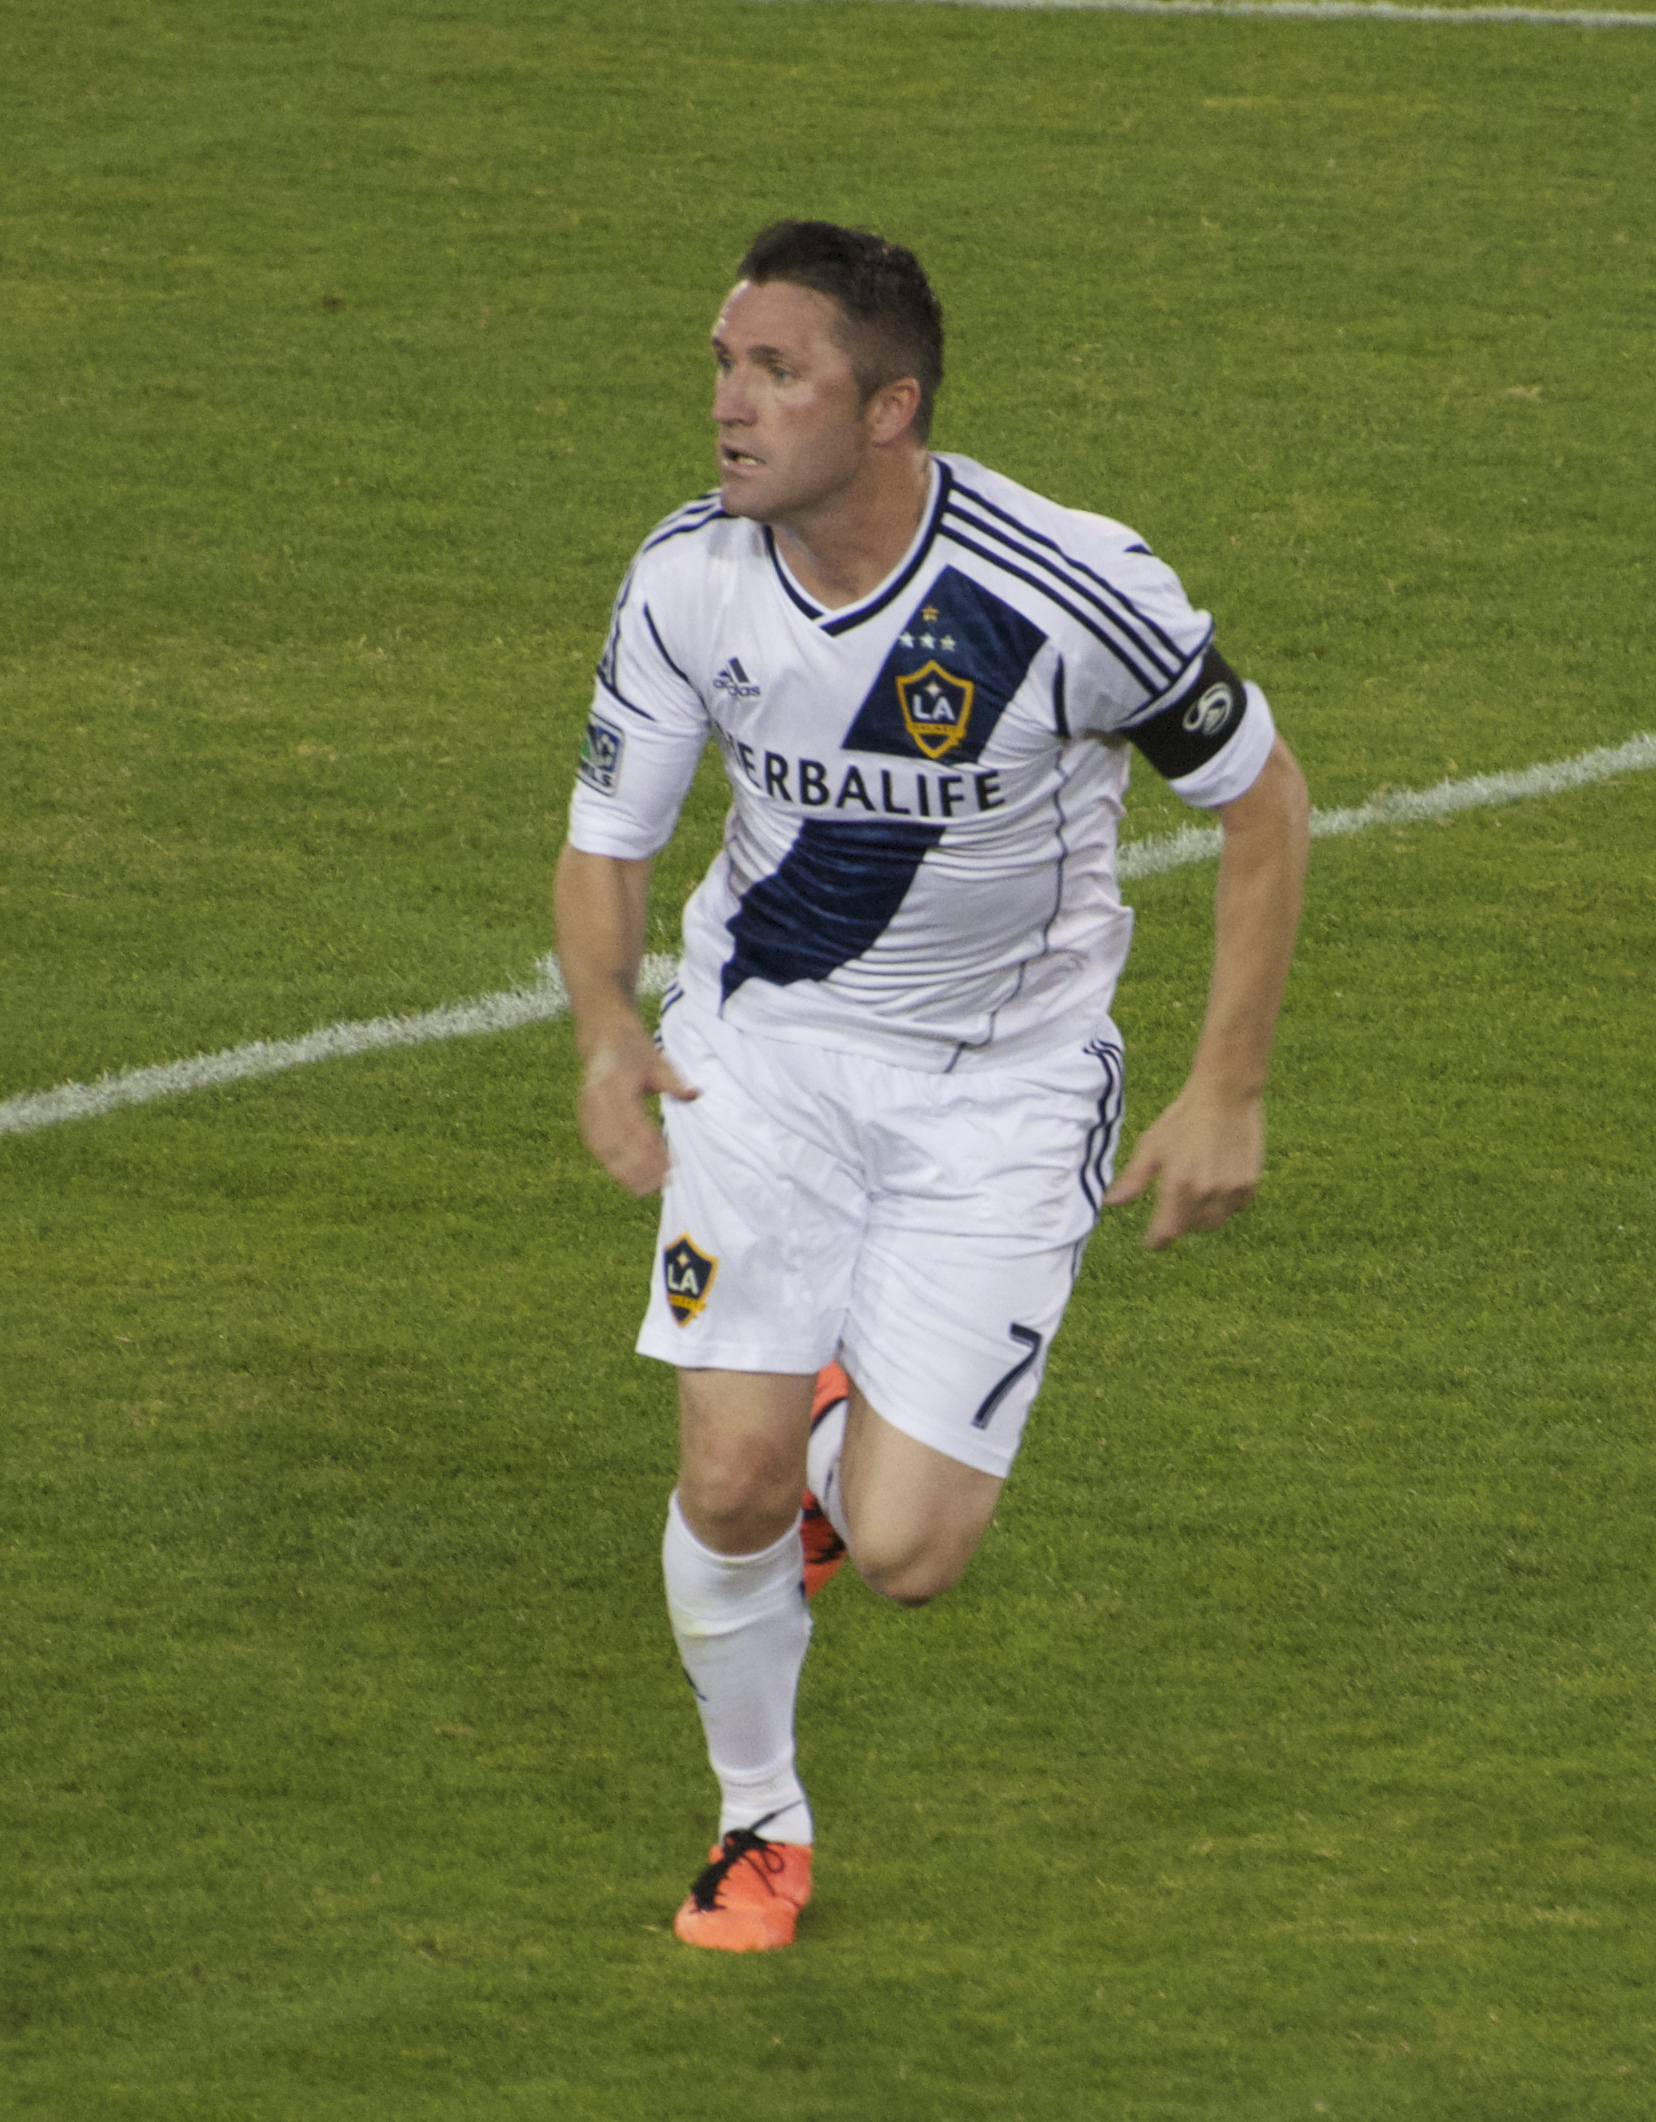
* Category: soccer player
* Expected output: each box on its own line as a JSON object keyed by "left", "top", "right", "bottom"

{"left": 555, "top": 221, "right": 1309, "bottom": 1951}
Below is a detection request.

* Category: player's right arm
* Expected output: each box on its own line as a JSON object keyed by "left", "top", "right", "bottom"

{"left": 1055, "top": 517, "right": 1304, "bottom": 1248}
{"left": 554, "top": 845, "right": 696, "bottom": 1198}
{"left": 555, "top": 523, "right": 715, "bottom": 1195}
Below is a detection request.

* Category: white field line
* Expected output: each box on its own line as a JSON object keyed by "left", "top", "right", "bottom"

{"left": 1118, "top": 728, "right": 1656, "bottom": 878}
{"left": 2, "top": 733, "right": 1651, "bottom": 1140}
{"left": 751, "top": 0, "right": 1656, "bottom": 26}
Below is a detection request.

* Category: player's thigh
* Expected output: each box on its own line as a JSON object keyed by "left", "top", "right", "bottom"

{"left": 635, "top": 1000, "right": 863, "bottom": 1375}
{"left": 840, "top": 1031, "right": 1125, "bottom": 1485}
{"left": 844, "top": 1226, "right": 1085, "bottom": 1485}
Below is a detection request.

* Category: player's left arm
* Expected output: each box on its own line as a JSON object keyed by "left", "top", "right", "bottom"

{"left": 1105, "top": 734, "right": 1310, "bottom": 1250}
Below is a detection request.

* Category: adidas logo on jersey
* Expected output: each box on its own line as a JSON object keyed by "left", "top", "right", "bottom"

{"left": 713, "top": 656, "right": 760, "bottom": 700}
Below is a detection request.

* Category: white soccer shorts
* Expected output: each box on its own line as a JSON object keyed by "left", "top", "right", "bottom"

{"left": 635, "top": 995, "right": 1125, "bottom": 1478}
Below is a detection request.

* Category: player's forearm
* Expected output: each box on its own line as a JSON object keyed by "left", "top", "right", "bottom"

{"left": 1185, "top": 737, "right": 1310, "bottom": 1103}
{"left": 553, "top": 842, "right": 655, "bottom": 1057}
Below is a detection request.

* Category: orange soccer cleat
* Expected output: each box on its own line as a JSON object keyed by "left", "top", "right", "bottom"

{"left": 672, "top": 1827, "right": 814, "bottom": 1952}
{"left": 800, "top": 1362, "right": 850, "bottom": 1598}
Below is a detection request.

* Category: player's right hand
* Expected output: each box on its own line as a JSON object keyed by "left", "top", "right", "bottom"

{"left": 576, "top": 1023, "right": 698, "bottom": 1197}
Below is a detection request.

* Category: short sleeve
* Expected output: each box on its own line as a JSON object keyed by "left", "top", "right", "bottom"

{"left": 1063, "top": 541, "right": 1215, "bottom": 735}
{"left": 566, "top": 553, "right": 710, "bottom": 860}
{"left": 1059, "top": 533, "right": 1273, "bottom": 812}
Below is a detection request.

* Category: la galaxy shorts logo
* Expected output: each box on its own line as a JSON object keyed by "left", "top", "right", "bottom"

{"left": 577, "top": 714, "right": 625, "bottom": 795}
{"left": 663, "top": 1234, "right": 717, "bottom": 1324}
{"left": 895, "top": 660, "right": 975, "bottom": 761}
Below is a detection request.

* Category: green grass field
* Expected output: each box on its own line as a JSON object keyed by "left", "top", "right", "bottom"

{"left": 4, "top": 2, "right": 1655, "bottom": 2116}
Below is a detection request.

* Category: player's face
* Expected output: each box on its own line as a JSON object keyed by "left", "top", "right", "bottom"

{"left": 710, "top": 280, "right": 872, "bottom": 523}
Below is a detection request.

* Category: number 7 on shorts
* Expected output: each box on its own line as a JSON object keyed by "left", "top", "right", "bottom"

{"left": 972, "top": 1324, "right": 1044, "bottom": 1431}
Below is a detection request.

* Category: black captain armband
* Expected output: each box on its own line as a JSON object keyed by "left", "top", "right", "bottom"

{"left": 1125, "top": 645, "right": 1248, "bottom": 782}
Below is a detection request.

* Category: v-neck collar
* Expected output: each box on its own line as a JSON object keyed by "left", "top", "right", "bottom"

{"left": 763, "top": 459, "right": 952, "bottom": 638}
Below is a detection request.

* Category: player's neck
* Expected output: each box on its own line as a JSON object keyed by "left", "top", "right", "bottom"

{"left": 770, "top": 449, "right": 933, "bottom": 612}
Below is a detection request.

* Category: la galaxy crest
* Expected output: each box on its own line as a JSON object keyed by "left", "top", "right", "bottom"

{"left": 663, "top": 1234, "right": 717, "bottom": 1325}
{"left": 895, "top": 660, "right": 975, "bottom": 761}
{"left": 891, "top": 599, "right": 977, "bottom": 761}
{"left": 841, "top": 574, "right": 1045, "bottom": 769}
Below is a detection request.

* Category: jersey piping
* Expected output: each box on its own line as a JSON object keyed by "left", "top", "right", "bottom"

{"left": 949, "top": 480, "right": 1190, "bottom": 666}
{"left": 643, "top": 604, "right": 695, "bottom": 689}
{"left": 944, "top": 737, "right": 1080, "bottom": 1071}
{"left": 939, "top": 493, "right": 1209, "bottom": 700}
{"left": 642, "top": 494, "right": 727, "bottom": 554}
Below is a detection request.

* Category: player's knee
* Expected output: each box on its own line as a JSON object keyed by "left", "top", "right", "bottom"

{"left": 679, "top": 1440, "right": 801, "bottom": 1549}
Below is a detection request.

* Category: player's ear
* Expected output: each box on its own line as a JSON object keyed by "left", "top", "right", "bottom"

{"left": 866, "top": 374, "right": 923, "bottom": 446}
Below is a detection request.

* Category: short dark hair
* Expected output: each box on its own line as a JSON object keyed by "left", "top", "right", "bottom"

{"left": 736, "top": 220, "right": 945, "bottom": 442}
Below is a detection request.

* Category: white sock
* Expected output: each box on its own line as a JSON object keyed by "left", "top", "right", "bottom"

{"left": 662, "top": 1494, "right": 814, "bottom": 1846}
{"left": 806, "top": 1396, "right": 851, "bottom": 1548}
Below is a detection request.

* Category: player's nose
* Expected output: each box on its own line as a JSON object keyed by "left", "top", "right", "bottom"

{"left": 712, "top": 367, "right": 755, "bottom": 426}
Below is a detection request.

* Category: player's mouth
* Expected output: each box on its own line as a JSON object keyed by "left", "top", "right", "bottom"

{"left": 720, "top": 445, "right": 762, "bottom": 469}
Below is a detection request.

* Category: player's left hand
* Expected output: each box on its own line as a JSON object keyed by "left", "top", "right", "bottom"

{"left": 1104, "top": 1089, "right": 1264, "bottom": 1251}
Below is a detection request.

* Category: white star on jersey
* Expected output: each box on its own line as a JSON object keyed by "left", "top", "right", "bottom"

{"left": 568, "top": 454, "right": 1274, "bottom": 1072}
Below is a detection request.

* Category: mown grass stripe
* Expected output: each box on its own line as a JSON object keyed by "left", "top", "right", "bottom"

{"left": 2, "top": 735, "right": 1650, "bottom": 1140}
{"left": 755, "top": 0, "right": 1656, "bottom": 26}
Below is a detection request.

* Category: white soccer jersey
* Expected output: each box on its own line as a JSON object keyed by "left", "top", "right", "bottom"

{"left": 566, "top": 453, "right": 1275, "bottom": 1071}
